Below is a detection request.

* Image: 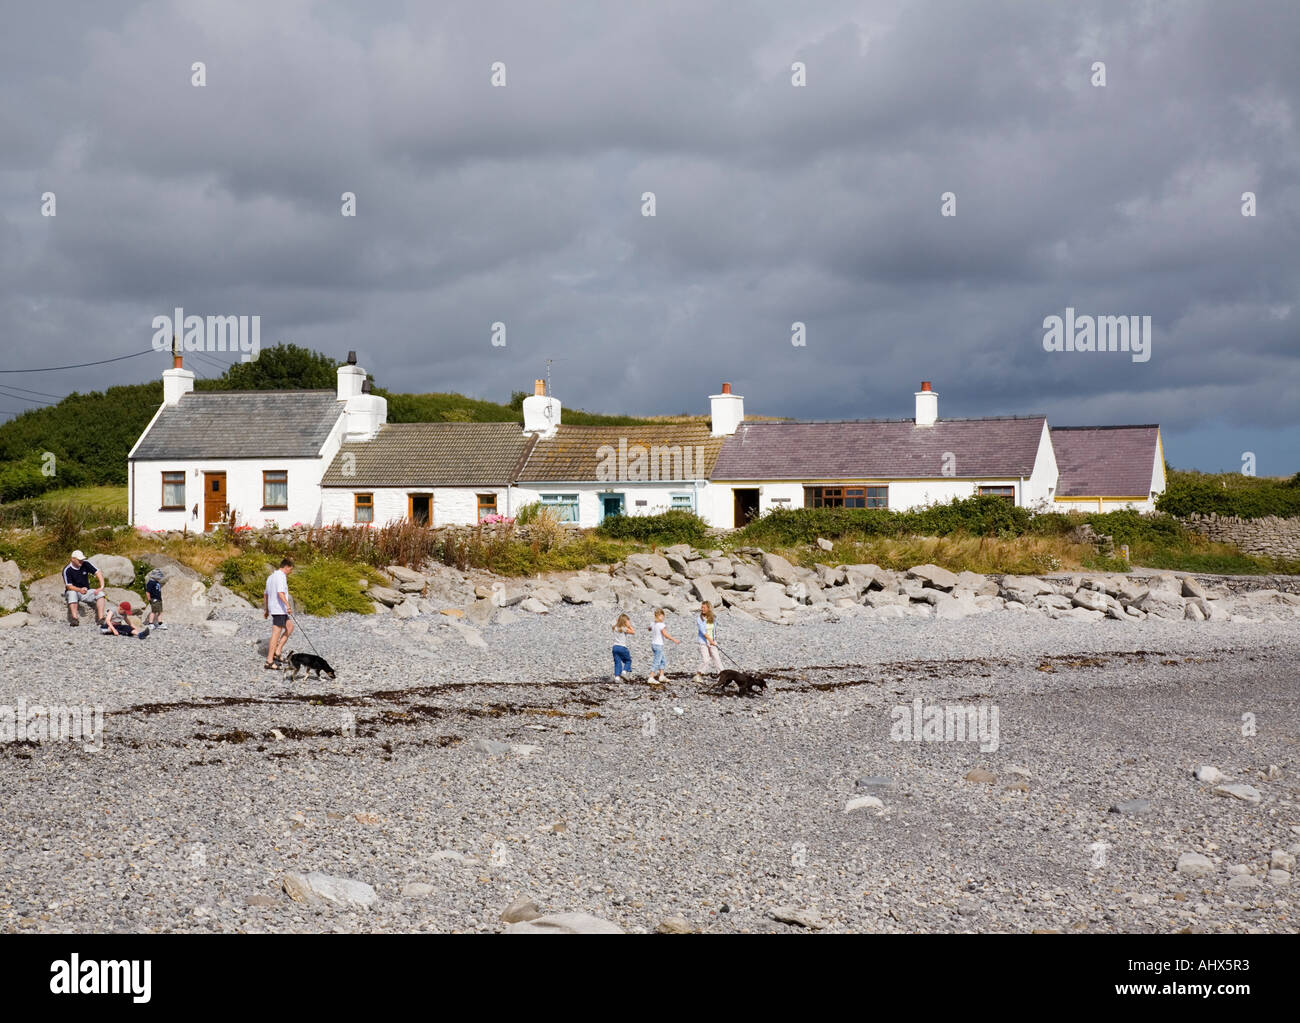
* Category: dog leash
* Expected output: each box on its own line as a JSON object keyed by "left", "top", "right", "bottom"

{"left": 286, "top": 609, "right": 327, "bottom": 661}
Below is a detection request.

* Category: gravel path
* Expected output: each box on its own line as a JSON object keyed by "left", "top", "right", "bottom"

{"left": 1, "top": 603, "right": 1297, "bottom": 933}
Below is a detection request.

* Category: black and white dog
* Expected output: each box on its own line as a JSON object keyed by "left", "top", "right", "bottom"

{"left": 282, "top": 650, "right": 337, "bottom": 681}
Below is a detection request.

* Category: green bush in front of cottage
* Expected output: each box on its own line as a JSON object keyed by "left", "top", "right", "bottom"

{"left": 595, "top": 510, "right": 710, "bottom": 547}
{"left": 738, "top": 496, "right": 1033, "bottom": 546}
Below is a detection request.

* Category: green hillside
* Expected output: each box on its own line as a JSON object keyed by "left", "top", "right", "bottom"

{"left": 0, "top": 344, "right": 678, "bottom": 501}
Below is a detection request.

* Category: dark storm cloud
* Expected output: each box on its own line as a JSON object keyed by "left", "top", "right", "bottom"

{"left": 0, "top": 0, "right": 1296, "bottom": 470}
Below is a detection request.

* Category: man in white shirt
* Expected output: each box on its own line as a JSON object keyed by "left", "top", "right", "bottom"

{"left": 263, "top": 557, "right": 295, "bottom": 670}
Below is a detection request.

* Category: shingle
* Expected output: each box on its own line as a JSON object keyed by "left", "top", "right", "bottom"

{"left": 130, "top": 391, "right": 343, "bottom": 460}
{"left": 711, "top": 417, "right": 1047, "bottom": 480}
{"left": 320, "top": 422, "right": 536, "bottom": 486}
{"left": 1050, "top": 426, "right": 1160, "bottom": 497}
{"left": 518, "top": 424, "right": 725, "bottom": 482}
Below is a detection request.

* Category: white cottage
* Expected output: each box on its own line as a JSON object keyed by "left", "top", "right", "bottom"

{"left": 127, "top": 353, "right": 386, "bottom": 531}
{"left": 706, "top": 382, "right": 1060, "bottom": 527}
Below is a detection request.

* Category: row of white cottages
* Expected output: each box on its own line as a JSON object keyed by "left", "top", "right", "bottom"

{"left": 127, "top": 353, "right": 1166, "bottom": 532}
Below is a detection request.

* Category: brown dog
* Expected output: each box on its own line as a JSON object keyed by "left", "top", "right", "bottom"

{"left": 710, "top": 669, "right": 767, "bottom": 697}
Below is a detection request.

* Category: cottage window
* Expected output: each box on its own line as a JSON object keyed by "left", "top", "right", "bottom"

{"left": 978, "top": 486, "right": 1015, "bottom": 503}
{"left": 161, "top": 471, "right": 185, "bottom": 510}
{"left": 477, "top": 493, "right": 497, "bottom": 520}
{"left": 671, "top": 493, "right": 693, "bottom": 511}
{"left": 355, "top": 493, "right": 374, "bottom": 523}
{"left": 540, "top": 494, "right": 579, "bottom": 523}
{"left": 865, "top": 486, "right": 888, "bottom": 509}
{"left": 263, "top": 470, "right": 289, "bottom": 509}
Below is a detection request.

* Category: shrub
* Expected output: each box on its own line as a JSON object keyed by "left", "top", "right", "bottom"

{"left": 596, "top": 510, "right": 710, "bottom": 546}
{"left": 738, "top": 496, "right": 1031, "bottom": 546}
{"left": 1156, "top": 469, "right": 1300, "bottom": 519}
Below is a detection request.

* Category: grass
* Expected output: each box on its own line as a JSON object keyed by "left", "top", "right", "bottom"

{"left": 0, "top": 485, "right": 129, "bottom": 528}
{"left": 218, "top": 551, "right": 387, "bottom": 615}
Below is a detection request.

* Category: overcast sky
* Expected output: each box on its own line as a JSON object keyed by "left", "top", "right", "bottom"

{"left": 2, "top": 0, "right": 1297, "bottom": 472}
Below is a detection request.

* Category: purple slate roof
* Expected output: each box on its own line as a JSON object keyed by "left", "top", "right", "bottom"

{"left": 711, "top": 417, "right": 1047, "bottom": 480}
{"left": 1050, "top": 426, "right": 1160, "bottom": 497}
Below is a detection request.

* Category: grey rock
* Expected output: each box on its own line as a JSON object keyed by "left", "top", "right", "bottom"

{"left": 402, "top": 883, "right": 436, "bottom": 898}
{"left": 906, "top": 564, "right": 959, "bottom": 591}
{"left": 657, "top": 915, "right": 694, "bottom": 934}
{"left": 1213, "top": 784, "right": 1262, "bottom": 805}
{"left": 770, "top": 905, "right": 827, "bottom": 930}
{"left": 367, "top": 585, "right": 404, "bottom": 607}
{"left": 505, "top": 912, "right": 625, "bottom": 934}
{"left": 500, "top": 896, "right": 542, "bottom": 923}
{"left": 1110, "top": 798, "right": 1152, "bottom": 816}
{"left": 470, "top": 738, "right": 512, "bottom": 754}
{"left": 760, "top": 553, "right": 801, "bottom": 585}
{"left": 0, "top": 612, "right": 31, "bottom": 629}
{"left": 1194, "top": 765, "right": 1225, "bottom": 784}
{"left": 1175, "top": 853, "right": 1215, "bottom": 878}
{"left": 282, "top": 872, "right": 378, "bottom": 910}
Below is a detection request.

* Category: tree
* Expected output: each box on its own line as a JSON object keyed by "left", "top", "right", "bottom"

{"left": 219, "top": 344, "right": 343, "bottom": 390}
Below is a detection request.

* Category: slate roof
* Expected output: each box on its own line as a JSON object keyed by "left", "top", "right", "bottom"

{"left": 1050, "top": 425, "right": 1160, "bottom": 497}
{"left": 130, "top": 391, "right": 344, "bottom": 460}
{"left": 320, "top": 422, "right": 536, "bottom": 486}
{"left": 711, "top": 417, "right": 1048, "bottom": 480}
{"left": 517, "top": 424, "right": 726, "bottom": 483}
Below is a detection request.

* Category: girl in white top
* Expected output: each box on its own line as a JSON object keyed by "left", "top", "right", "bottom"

{"left": 649, "top": 608, "right": 680, "bottom": 685}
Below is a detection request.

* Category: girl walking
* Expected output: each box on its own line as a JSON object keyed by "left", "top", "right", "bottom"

{"left": 696, "top": 602, "right": 723, "bottom": 674}
{"left": 612, "top": 613, "right": 636, "bottom": 679}
{"left": 649, "top": 608, "right": 681, "bottom": 685}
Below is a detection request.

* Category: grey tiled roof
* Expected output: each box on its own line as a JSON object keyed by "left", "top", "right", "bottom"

{"left": 517, "top": 424, "right": 725, "bottom": 482}
{"left": 1050, "top": 426, "right": 1161, "bottom": 497}
{"left": 130, "top": 391, "right": 343, "bottom": 460}
{"left": 711, "top": 417, "right": 1048, "bottom": 480}
{"left": 320, "top": 422, "right": 536, "bottom": 486}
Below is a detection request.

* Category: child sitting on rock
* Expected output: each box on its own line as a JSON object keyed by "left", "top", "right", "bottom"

{"left": 101, "top": 600, "right": 150, "bottom": 639}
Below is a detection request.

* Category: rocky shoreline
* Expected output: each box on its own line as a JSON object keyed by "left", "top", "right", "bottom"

{"left": 1, "top": 545, "right": 1296, "bottom": 934}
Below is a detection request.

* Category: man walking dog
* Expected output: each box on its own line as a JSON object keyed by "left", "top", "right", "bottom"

{"left": 63, "top": 550, "right": 107, "bottom": 627}
{"left": 263, "top": 557, "right": 295, "bottom": 670}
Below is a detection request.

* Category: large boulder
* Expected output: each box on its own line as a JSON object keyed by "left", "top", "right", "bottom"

{"left": 89, "top": 554, "right": 136, "bottom": 586}
{"left": 148, "top": 577, "right": 211, "bottom": 625}
{"left": 760, "top": 553, "right": 800, "bottom": 585}
{"left": 906, "top": 564, "right": 959, "bottom": 591}
{"left": 626, "top": 553, "right": 671, "bottom": 578}
{"left": 689, "top": 578, "right": 721, "bottom": 606}
{"left": 207, "top": 582, "right": 255, "bottom": 613}
{"left": 1071, "top": 589, "right": 1110, "bottom": 614}
{"left": 368, "top": 585, "right": 404, "bottom": 607}
{"left": 138, "top": 553, "right": 202, "bottom": 582}
{"left": 0, "top": 558, "right": 21, "bottom": 611}
{"left": 730, "top": 563, "right": 764, "bottom": 590}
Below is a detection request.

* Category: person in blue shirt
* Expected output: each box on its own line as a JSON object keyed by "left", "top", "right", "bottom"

{"left": 144, "top": 569, "right": 167, "bottom": 630}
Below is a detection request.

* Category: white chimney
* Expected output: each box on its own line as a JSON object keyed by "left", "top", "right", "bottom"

{"left": 337, "top": 352, "right": 365, "bottom": 402}
{"left": 523, "top": 378, "right": 561, "bottom": 438}
{"left": 162, "top": 352, "right": 194, "bottom": 406}
{"left": 339, "top": 354, "right": 386, "bottom": 442}
{"left": 710, "top": 382, "right": 744, "bottom": 437}
{"left": 914, "top": 380, "right": 938, "bottom": 427}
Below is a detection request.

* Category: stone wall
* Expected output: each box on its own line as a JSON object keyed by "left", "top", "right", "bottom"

{"left": 1182, "top": 514, "right": 1300, "bottom": 560}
